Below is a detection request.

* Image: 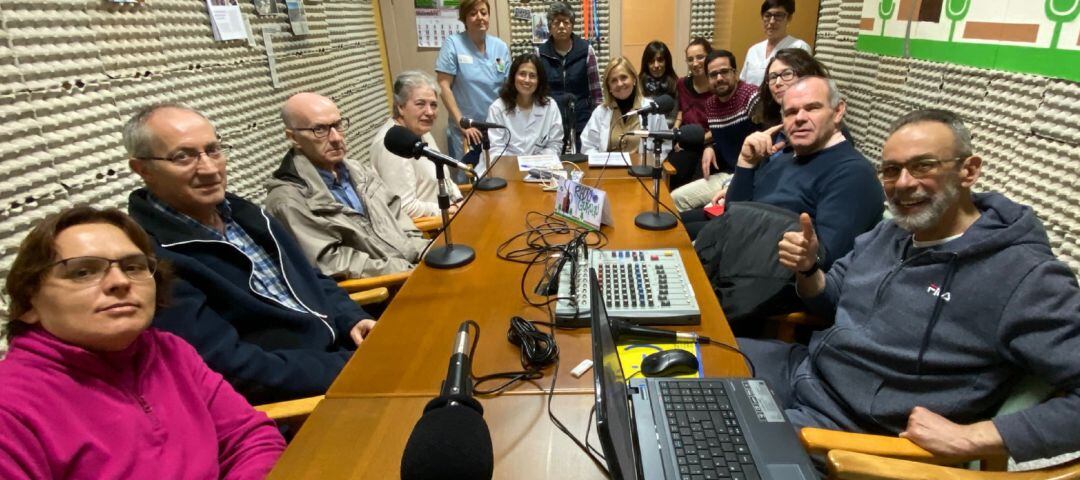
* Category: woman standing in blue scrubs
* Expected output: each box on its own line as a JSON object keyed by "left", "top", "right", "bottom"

{"left": 435, "top": 0, "right": 510, "bottom": 174}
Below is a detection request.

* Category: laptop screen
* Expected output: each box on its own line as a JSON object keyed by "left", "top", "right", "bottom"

{"left": 589, "top": 268, "right": 641, "bottom": 480}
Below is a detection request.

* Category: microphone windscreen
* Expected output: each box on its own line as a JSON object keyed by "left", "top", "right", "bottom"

{"left": 677, "top": 124, "right": 706, "bottom": 149}
{"left": 653, "top": 94, "right": 676, "bottom": 114}
{"left": 401, "top": 396, "right": 494, "bottom": 480}
{"left": 385, "top": 125, "right": 423, "bottom": 159}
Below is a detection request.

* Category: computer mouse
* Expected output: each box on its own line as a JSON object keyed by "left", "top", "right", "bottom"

{"left": 640, "top": 349, "right": 699, "bottom": 377}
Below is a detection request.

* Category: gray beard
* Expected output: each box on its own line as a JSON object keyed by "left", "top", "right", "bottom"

{"left": 888, "top": 180, "right": 959, "bottom": 232}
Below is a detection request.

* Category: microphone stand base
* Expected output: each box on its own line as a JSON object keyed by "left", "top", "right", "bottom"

{"left": 474, "top": 177, "right": 507, "bottom": 191}
{"left": 425, "top": 244, "right": 476, "bottom": 269}
{"left": 628, "top": 165, "right": 653, "bottom": 178}
{"left": 634, "top": 211, "right": 678, "bottom": 231}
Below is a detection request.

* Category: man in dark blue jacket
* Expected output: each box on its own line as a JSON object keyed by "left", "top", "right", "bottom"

{"left": 752, "top": 109, "right": 1080, "bottom": 462}
{"left": 124, "top": 103, "right": 374, "bottom": 403}
{"left": 536, "top": 1, "right": 602, "bottom": 154}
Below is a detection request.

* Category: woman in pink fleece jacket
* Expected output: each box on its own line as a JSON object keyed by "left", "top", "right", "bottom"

{"left": 0, "top": 206, "right": 285, "bottom": 479}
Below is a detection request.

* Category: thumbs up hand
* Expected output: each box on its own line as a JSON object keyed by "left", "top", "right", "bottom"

{"left": 778, "top": 213, "right": 820, "bottom": 273}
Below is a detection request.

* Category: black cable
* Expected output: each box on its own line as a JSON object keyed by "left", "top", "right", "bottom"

{"left": 584, "top": 405, "right": 606, "bottom": 461}
{"left": 701, "top": 337, "right": 756, "bottom": 377}
{"left": 542, "top": 304, "right": 611, "bottom": 476}
{"left": 471, "top": 316, "right": 557, "bottom": 396}
{"left": 416, "top": 128, "right": 513, "bottom": 260}
{"left": 590, "top": 134, "right": 683, "bottom": 227}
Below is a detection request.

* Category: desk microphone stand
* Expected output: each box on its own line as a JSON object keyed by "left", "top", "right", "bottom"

{"left": 634, "top": 137, "right": 677, "bottom": 230}
{"left": 472, "top": 129, "right": 507, "bottom": 191}
{"left": 425, "top": 163, "right": 476, "bottom": 269}
{"left": 628, "top": 113, "right": 655, "bottom": 178}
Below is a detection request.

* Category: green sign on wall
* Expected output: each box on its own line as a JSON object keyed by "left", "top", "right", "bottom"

{"left": 857, "top": 0, "right": 1080, "bottom": 82}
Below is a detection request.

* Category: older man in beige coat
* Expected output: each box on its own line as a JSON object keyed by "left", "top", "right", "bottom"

{"left": 265, "top": 92, "right": 428, "bottom": 279}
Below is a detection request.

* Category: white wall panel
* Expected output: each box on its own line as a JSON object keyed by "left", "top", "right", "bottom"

{"left": 815, "top": 0, "right": 1080, "bottom": 277}
{"left": 0, "top": 0, "right": 391, "bottom": 345}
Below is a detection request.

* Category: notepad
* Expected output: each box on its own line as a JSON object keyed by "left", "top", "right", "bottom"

{"left": 587, "top": 152, "right": 632, "bottom": 167}
{"left": 517, "top": 154, "right": 561, "bottom": 171}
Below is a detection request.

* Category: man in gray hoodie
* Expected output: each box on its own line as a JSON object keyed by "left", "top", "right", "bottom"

{"left": 743, "top": 109, "right": 1080, "bottom": 462}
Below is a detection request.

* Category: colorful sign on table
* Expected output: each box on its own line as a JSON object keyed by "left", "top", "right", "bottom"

{"left": 554, "top": 179, "right": 613, "bottom": 230}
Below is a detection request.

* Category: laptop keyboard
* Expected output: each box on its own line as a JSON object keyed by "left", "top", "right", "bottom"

{"left": 659, "top": 381, "right": 761, "bottom": 480}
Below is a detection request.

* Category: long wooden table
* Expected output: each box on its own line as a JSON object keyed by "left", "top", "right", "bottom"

{"left": 269, "top": 156, "right": 747, "bottom": 478}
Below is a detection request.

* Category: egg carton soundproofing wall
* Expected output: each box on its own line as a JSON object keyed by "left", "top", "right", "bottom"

{"left": 507, "top": 0, "right": 609, "bottom": 70}
{"left": 689, "top": 0, "right": 716, "bottom": 41}
{"left": 814, "top": 0, "right": 1080, "bottom": 276}
{"left": 0, "top": 0, "right": 392, "bottom": 345}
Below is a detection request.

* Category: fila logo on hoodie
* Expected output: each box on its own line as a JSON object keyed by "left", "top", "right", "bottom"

{"left": 927, "top": 283, "right": 951, "bottom": 302}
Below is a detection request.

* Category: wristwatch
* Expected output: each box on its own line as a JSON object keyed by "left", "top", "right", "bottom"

{"left": 799, "top": 256, "right": 821, "bottom": 276}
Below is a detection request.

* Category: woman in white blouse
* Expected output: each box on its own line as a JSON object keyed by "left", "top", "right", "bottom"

{"left": 486, "top": 53, "right": 564, "bottom": 157}
{"left": 580, "top": 56, "right": 669, "bottom": 157}
{"left": 739, "top": 0, "right": 812, "bottom": 87}
{"left": 369, "top": 70, "right": 463, "bottom": 219}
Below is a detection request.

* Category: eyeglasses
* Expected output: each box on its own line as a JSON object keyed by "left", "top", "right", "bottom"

{"left": 293, "top": 118, "right": 350, "bottom": 138}
{"left": 767, "top": 68, "right": 797, "bottom": 84}
{"left": 763, "top": 12, "right": 789, "bottom": 22}
{"left": 708, "top": 67, "right": 736, "bottom": 78}
{"left": 139, "top": 143, "right": 232, "bottom": 168}
{"left": 49, "top": 254, "right": 158, "bottom": 285}
{"left": 876, "top": 157, "right": 963, "bottom": 182}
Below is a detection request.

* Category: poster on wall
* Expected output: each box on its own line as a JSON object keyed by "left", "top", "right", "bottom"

{"left": 206, "top": 0, "right": 249, "bottom": 41}
{"left": 857, "top": 0, "right": 1080, "bottom": 82}
{"left": 532, "top": 12, "right": 550, "bottom": 44}
{"left": 416, "top": 0, "right": 465, "bottom": 48}
{"left": 253, "top": 0, "right": 275, "bottom": 16}
{"left": 286, "top": 0, "right": 309, "bottom": 35}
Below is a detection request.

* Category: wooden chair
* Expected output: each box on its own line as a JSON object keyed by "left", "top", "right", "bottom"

{"left": 337, "top": 270, "right": 412, "bottom": 305}
{"left": 413, "top": 215, "right": 443, "bottom": 237}
{"left": 767, "top": 310, "right": 831, "bottom": 343}
{"left": 662, "top": 160, "right": 677, "bottom": 178}
{"left": 254, "top": 394, "right": 325, "bottom": 434}
{"left": 824, "top": 450, "right": 1080, "bottom": 479}
{"left": 801, "top": 376, "right": 1059, "bottom": 475}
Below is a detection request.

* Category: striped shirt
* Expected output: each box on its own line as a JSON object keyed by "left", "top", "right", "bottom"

{"left": 148, "top": 195, "right": 308, "bottom": 313}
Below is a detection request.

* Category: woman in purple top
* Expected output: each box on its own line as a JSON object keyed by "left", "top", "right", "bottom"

{"left": 0, "top": 206, "right": 285, "bottom": 479}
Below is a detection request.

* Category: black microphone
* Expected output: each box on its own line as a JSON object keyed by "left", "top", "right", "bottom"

{"left": 441, "top": 321, "right": 472, "bottom": 397}
{"left": 622, "top": 94, "right": 675, "bottom": 118}
{"left": 459, "top": 117, "right": 507, "bottom": 130}
{"left": 625, "top": 124, "right": 706, "bottom": 150}
{"left": 401, "top": 322, "right": 493, "bottom": 480}
{"left": 611, "top": 318, "right": 709, "bottom": 344}
{"left": 385, "top": 125, "right": 477, "bottom": 175}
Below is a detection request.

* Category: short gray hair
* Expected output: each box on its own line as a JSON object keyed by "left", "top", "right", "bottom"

{"left": 782, "top": 76, "right": 843, "bottom": 110}
{"left": 392, "top": 70, "right": 438, "bottom": 118}
{"left": 888, "top": 109, "right": 974, "bottom": 158}
{"left": 547, "top": 1, "right": 575, "bottom": 25}
{"left": 122, "top": 103, "right": 210, "bottom": 158}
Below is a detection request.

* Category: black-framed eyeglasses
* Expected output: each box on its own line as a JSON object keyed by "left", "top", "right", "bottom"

{"left": 763, "top": 12, "right": 789, "bottom": 22}
{"left": 49, "top": 254, "right": 158, "bottom": 284}
{"left": 293, "top": 118, "right": 350, "bottom": 138}
{"left": 708, "top": 67, "right": 736, "bottom": 78}
{"left": 767, "top": 68, "right": 797, "bottom": 84}
{"left": 139, "top": 143, "right": 232, "bottom": 168}
{"left": 876, "top": 157, "right": 964, "bottom": 182}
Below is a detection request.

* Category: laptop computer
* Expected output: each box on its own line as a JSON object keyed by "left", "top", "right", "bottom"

{"left": 589, "top": 268, "right": 818, "bottom": 480}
